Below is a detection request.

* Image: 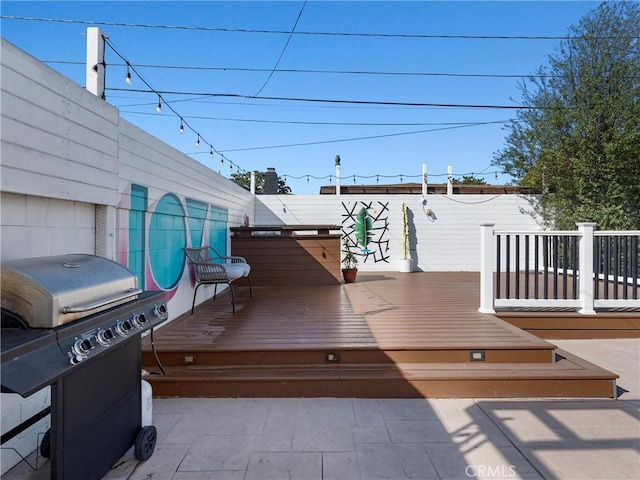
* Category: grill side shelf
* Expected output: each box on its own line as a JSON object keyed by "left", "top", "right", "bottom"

{"left": 1, "top": 329, "right": 69, "bottom": 397}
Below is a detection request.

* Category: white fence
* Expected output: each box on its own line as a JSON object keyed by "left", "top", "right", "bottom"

{"left": 479, "top": 223, "right": 640, "bottom": 314}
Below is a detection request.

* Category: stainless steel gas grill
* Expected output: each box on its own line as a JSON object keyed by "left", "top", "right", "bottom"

{"left": 1, "top": 254, "right": 168, "bottom": 480}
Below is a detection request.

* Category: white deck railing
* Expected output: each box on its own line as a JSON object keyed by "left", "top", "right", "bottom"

{"left": 479, "top": 223, "right": 640, "bottom": 314}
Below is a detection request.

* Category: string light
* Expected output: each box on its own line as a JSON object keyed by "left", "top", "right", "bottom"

{"left": 102, "top": 38, "right": 246, "bottom": 175}
{"left": 125, "top": 62, "right": 132, "bottom": 85}
{"left": 278, "top": 170, "right": 502, "bottom": 186}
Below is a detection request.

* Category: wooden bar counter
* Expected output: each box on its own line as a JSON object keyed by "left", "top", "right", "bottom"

{"left": 230, "top": 225, "right": 342, "bottom": 286}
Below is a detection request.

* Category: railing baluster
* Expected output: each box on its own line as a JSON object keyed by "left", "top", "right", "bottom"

{"left": 604, "top": 236, "right": 610, "bottom": 300}
{"left": 594, "top": 236, "right": 601, "bottom": 300}
{"left": 515, "top": 235, "right": 520, "bottom": 299}
{"left": 614, "top": 236, "right": 620, "bottom": 300}
{"left": 543, "top": 236, "right": 549, "bottom": 299}
{"left": 506, "top": 235, "right": 511, "bottom": 299}
{"left": 496, "top": 234, "right": 501, "bottom": 300}
{"left": 623, "top": 235, "right": 629, "bottom": 300}
{"left": 562, "top": 235, "right": 568, "bottom": 300}
{"left": 534, "top": 235, "right": 539, "bottom": 299}
{"left": 553, "top": 235, "right": 558, "bottom": 300}
{"left": 631, "top": 235, "right": 640, "bottom": 300}
{"left": 525, "top": 235, "right": 530, "bottom": 299}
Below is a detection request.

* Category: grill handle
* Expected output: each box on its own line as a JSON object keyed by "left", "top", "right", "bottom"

{"left": 61, "top": 288, "right": 143, "bottom": 314}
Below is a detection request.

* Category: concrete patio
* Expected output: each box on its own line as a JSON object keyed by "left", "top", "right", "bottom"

{"left": 3, "top": 338, "right": 638, "bottom": 480}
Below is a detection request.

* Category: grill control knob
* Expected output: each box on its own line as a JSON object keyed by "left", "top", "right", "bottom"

{"left": 131, "top": 313, "right": 147, "bottom": 329}
{"left": 153, "top": 304, "right": 168, "bottom": 318}
{"left": 115, "top": 320, "right": 133, "bottom": 336}
{"left": 72, "top": 338, "right": 93, "bottom": 356}
{"left": 96, "top": 328, "right": 115, "bottom": 346}
{"left": 70, "top": 354, "right": 84, "bottom": 365}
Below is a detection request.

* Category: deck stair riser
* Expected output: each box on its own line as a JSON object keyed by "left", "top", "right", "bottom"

{"left": 142, "top": 346, "right": 555, "bottom": 367}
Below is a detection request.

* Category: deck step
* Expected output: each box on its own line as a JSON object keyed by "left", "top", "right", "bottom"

{"left": 143, "top": 349, "right": 617, "bottom": 399}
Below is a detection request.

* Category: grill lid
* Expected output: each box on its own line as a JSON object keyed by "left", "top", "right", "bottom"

{"left": 1, "top": 254, "right": 140, "bottom": 328}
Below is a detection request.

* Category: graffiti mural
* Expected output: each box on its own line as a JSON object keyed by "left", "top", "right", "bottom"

{"left": 119, "top": 183, "right": 229, "bottom": 299}
{"left": 341, "top": 201, "right": 390, "bottom": 263}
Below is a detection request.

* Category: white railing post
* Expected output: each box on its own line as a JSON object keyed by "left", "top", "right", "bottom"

{"left": 86, "top": 27, "right": 106, "bottom": 99}
{"left": 422, "top": 163, "right": 428, "bottom": 197}
{"left": 335, "top": 155, "right": 341, "bottom": 196}
{"left": 479, "top": 223, "right": 496, "bottom": 313}
{"left": 578, "top": 222, "right": 596, "bottom": 315}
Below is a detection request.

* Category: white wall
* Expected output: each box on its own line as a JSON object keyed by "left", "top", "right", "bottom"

{"left": 0, "top": 40, "right": 120, "bottom": 207}
{"left": 255, "top": 193, "right": 541, "bottom": 272}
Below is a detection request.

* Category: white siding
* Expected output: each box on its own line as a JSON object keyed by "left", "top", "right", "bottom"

{"left": 255, "top": 194, "right": 541, "bottom": 272}
{"left": 0, "top": 39, "right": 119, "bottom": 206}
{"left": 0, "top": 192, "right": 96, "bottom": 260}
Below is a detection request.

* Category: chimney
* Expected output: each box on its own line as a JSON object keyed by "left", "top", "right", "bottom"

{"left": 264, "top": 167, "right": 278, "bottom": 194}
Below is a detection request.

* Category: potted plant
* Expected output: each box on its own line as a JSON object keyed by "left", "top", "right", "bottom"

{"left": 399, "top": 203, "right": 413, "bottom": 273}
{"left": 342, "top": 237, "right": 359, "bottom": 283}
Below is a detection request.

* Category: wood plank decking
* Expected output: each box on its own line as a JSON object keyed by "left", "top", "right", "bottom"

{"left": 142, "top": 272, "right": 619, "bottom": 398}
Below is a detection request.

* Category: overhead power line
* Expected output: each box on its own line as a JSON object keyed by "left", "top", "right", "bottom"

{"left": 252, "top": 0, "right": 306, "bottom": 96}
{"left": 2, "top": 15, "right": 621, "bottom": 40}
{"left": 108, "top": 87, "right": 531, "bottom": 109}
{"left": 216, "top": 122, "right": 507, "bottom": 153}
{"left": 42, "top": 60, "right": 557, "bottom": 79}
{"left": 120, "top": 111, "right": 513, "bottom": 127}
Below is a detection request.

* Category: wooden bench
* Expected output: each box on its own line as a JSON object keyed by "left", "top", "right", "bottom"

{"left": 184, "top": 247, "right": 253, "bottom": 314}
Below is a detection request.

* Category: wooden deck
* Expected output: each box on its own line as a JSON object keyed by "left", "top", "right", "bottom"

{"left": 142, "top": 272, "right": 619, "bottom": 398}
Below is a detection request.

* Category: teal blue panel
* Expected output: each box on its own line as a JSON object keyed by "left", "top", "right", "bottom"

{"left": 129, "top": 184, "right": 148, "bottom": 289}
{"left": 186, "top": 199, "right": 208, "bottom": 247}
{"left": 148, "top": 194, "right": 186, "bottom": 290}
{"left": 208, "top": 206, "right": 228, "bottom": 256}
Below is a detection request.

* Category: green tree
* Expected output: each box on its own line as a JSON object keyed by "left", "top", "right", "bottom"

{"left": 451, "top": 175, "right": 488, "bottom": 185}
{"left": 230, "top": 170, "right": 292, "bottom": 194}
{"left": 493, "top": 1, "right": 640, "bottom": 230}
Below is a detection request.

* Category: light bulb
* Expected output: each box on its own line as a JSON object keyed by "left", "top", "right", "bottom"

{"left": 220, "top": 158, "right": 224, "bottom": 166}
{"left": 156, "top": 95, "right": 162, "bottom": 113}
{"left": 179, "top": 121, "right": 184, "bottom": 134}
{"left": 125, "top": 71, "right": 132, "bottom": 85}
{"left": 210, "top": 148, "right": 213, "bottom": 158}
{"left": 195, "top": 135, "right": 200, "bottom": 148}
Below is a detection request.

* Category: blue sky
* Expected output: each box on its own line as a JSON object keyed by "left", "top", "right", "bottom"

{"left": 1, "top": 1, "right": 602, "bottom": 194}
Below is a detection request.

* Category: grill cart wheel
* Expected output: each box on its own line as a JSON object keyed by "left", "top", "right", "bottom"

{"left": 134, "top": 425, "right": 157, "bottom": 461}
{"left": 40, "top": 429, "right": 51, "bottom": 459}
